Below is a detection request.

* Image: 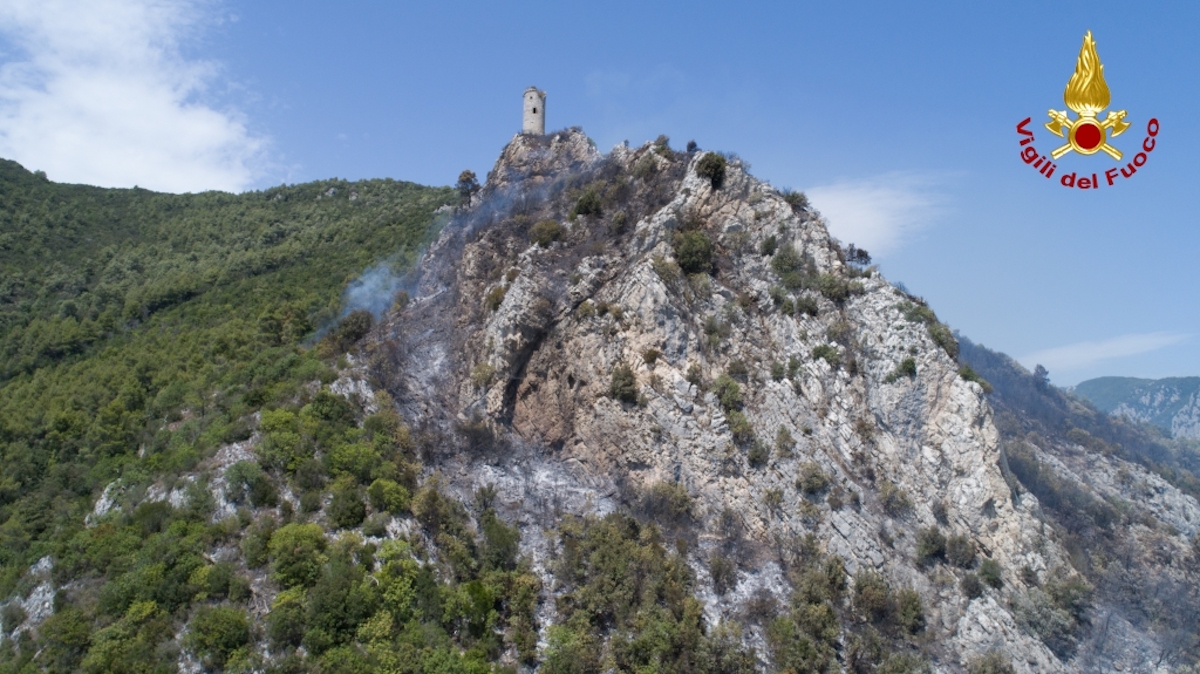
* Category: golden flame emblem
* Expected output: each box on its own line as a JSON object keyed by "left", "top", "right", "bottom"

{"left": 1045, "top": 31, "right": 1130, "bottom": 160}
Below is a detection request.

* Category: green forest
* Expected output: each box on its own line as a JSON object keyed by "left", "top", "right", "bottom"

{"left": 0, "top": 159, "right": 452, "bottom": 671}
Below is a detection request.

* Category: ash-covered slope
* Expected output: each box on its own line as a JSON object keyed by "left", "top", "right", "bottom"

{"left": 377, "top": 129, "right": 1106, "bottom": 672}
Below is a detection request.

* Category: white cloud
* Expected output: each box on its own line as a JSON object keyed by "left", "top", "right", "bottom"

{"left": 805, "top": 173, "right": 946, "bottom": 258}
{"left": 1019, "top": 332, "right": 1190, "bottom": 375}
{"left": 0, "top": 0, "right": 264, "bottom": 193}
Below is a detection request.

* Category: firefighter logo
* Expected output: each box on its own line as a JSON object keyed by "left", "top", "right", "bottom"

{"left": 1044, "top": 30, "right": 1129, "bottom": 160}
{"left": 1016, "top": 30, "right": 1158, "bottom": 189}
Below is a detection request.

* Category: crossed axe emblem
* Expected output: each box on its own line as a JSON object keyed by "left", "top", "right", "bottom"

{"left": 1044, "top": 109, "right": 1130, "bottom": 160}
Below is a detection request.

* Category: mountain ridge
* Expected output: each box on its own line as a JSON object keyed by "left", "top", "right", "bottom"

{"left": 1073, "top": 376, "right": 1200, "bottom": 439}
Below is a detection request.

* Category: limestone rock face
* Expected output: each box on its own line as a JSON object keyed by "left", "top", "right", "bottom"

{"left": 379, "top": 130, "right": 1167, "bottom": 672}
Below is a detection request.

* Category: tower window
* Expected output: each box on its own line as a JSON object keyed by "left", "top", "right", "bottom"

{"left": 532, "top": 108, "right": 537, "bottom": 113}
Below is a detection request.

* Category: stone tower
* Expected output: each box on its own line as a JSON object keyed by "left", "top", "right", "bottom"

{"left": 522, "top": 86, "right": 546, "bottom": 135}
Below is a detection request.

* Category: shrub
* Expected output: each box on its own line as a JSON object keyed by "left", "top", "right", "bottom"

{"left": 530, "top": 219, "right": 564, "bottom": 247}
{"left": 853, "top": 570, "right": 892, "bottom": 625}
{"left": 760, "top": 235, "right": 777, "bottom": 257}
{"left": 367, "top": 478, "right": 410, "bottom": 514}
{"left": 1020, "top": 565, "right": 1039, "bottom": 586}
{"left": 267, "top": 588, "right": 306, "bottom": 649}
{"left": 827, "top": 487, "right": 845, "bottom": 511}
{"left": 651, "top": 255, "right": 683, "bottom": 285}
{"left": 772, "top": 424, "right": 792, "bottom": 455}
{"left": 640, "top": 481, "right": 693, "bottom": 529}
{"left": 225, "top": 460, "right": 278, "bottom": 507}
{"left": 320, "top": 309, "right": 373, "bottom": 356}
{"left": 771, "top": 243, "right": 810, "bottom": 288}
{"left": 946, "top": 534, "right": 976, "bottom": 568}
{"left": 814, "top": 274, "right": 848, "bottom": 302}
{"left": 610, "top": 209, "right": 629, "bottom": 234}
{"left": 764, "top": 488, "right": 783, "bottom": 510}
{"left": 299, "top": 490, "right": 322, "bottom": 513}
{"left": 294, "top": 457, "right": 327, "bottom": 491}
{"left": 768, "top": 284, "right": 787, "bottom": 305}
{"left": 1012, "top": 587, "right": 1078, "bottom": 657}
{"left": 703, "top": 314, "right": 731, "bottom": 348}
{"left": 727, "top": 359, "right": 749, "bottom": 381}
{"left": 480, "top": 509, "right": 520, "bottom": 572}
{"left": 932, "top": 499, "right": 948, "bottom": 524}
{"left": 269, "top": 523, "right": 328, "bottom": 588}
{"left": 916, "top": 526, "right": 947, "bottom": 566}
{"left": 893, "top": 588, "right": 925, "bottom": 634}
{"left": 885, "top": 357, "right": 917, "bottom": 383}
{"left": 1, "top": 602, "right": 27, "bottom": 632}
{"left": 811, "top": 344, "right": 839, "bottom": 369}
{"left": 712, "top": 374, "right": 742, "bottom": 411}
{"left": 748, "top": 440, "right": 770, "bottom": 467}
{"left": 903, "top": 302, "right": 937, "bottom": 325}
{"left": 696, "top": 152, "right": 727, "bottom": 189}
{"left": 674, "top": 230, "right": 714, "bottom": 274}
{"left": 1045, "top": 574, "right": 1092, "bottom": 622}
{"left": 633, "top": 153, "right": 658, "bottom": 180}
{"left": 186, "top": 606, "right": 250, "bottom": 670}
{"left": 979, "top": 558, "right": 1003, "bottom": 588}
{"left": 542, "top": 625, "right": 602, "bottom": 674}
{"left": 968, "top": 652, "right": 1016, "bottom": 674}
{"left": 240, "top": 518, "right": 275, "bottom": 571}
{"left": 470, "top": 362, "right": 496, "bottom": 388}
{"left": 770, "top": 361, "right": 786, "bottom": 381}
{"left": 572, "top": 187, "right": 603, "bottom": 218}
{"left": 794, "top": 294, "right": 819, "bottom": 316}
{"left": 727, "top": 410, "right": 755, "bottom": 444}
{"left": 961, "top": 572, "right": 984, "bottom": 599}
{"left": 642, "top": 348, "right": 661, "bottom": 366}
{"left": 928, "top": 321, "right": 958, "bottom": 359}
{"left": 879, "top": 480, "right": 912, "bottom": 517}
{"left": 782, "top": 190, "right": 808, "bottom": 209}
{"left": 610, "top": 364, "right": 638, "bottom": 403}
{"left": 484, "top": 285, "right": 506, "bottom": 312}
{"left": 798, "top": 462, "right": 830, "bottom": 495}
{"left": 328, "top": 479, "right": 366, "bottom": 529}
{"left": 456, "top": 169, "right": 480, "bottom": 204}
{"left": 958, "top": 364, "right": 994, "bottom": 393}
{"left": 711, "top": 555, "right": 737, "bottom": 595}
{"left": 392, "top": 289, "right": 410, "bottom": 311}
{"left": 327, "top": 442, "right": 380, "bottom": 484}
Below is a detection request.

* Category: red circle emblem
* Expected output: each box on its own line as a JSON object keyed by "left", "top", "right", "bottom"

{"left": 1075, "top": 122, "right": 1102, "bottom": 150}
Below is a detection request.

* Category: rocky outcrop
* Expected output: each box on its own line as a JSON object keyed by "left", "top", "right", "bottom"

{"left": 377, "top": 130, "right": 1194, "bottom": 672}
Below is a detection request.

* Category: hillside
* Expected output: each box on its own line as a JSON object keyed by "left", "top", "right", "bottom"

{"left": 0, "top": 133, "right": 1197, "bottom": 674}
{"left": 0, "top": 160, "right": 454, "bottom": 672}
{"left": 1073, "top": 376, "right": 1200, "bottom": 439}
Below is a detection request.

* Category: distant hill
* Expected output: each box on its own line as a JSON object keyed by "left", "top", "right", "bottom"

{"left": 1073, "top": 376, "right": 1200, "bottom": 439}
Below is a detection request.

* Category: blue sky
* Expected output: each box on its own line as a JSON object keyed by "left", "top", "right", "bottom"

{"left": 0, "top": 0, "right": 1196, "bottom": 385}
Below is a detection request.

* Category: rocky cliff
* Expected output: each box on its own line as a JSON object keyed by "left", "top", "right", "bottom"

{"left": 369, "top": 129, "right": 1179, "bottom": 672}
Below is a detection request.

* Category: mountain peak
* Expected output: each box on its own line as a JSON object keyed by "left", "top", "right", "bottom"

{"left": 379, "top": 132, "right": 1076, "bottom": 669}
